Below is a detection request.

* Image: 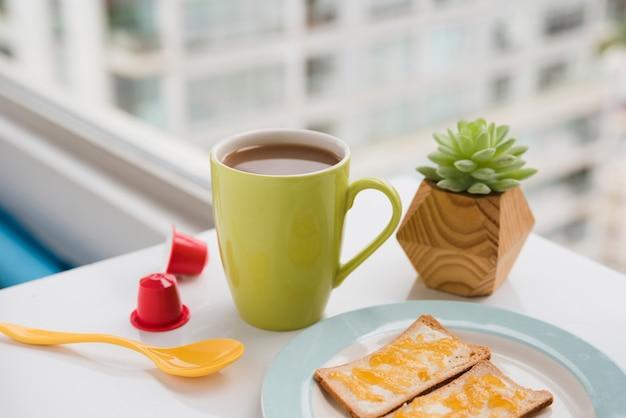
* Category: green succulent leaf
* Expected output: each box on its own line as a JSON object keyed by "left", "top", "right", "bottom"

{"left": 492, "top": 154, "right": 518, "bottom": 168}
{"left": 494, "top": 138, "right": 516, "bottom": 156}
{"left": 416, "top": 166, "right": 441, "bottom": 180}
{"left": 446, "top": 129, "right": 461, "bottom": 152}
{"left": 471, "top": 168, "right": 496, "bottom": 181}
{"left": 433, "top": 132, "right": 452, "bottom": 148}
{"left": 475, "top": 131, "right": 490, "bottom": 150}
{"left": 427, "top": 151, "right": 455, "bottom": 166}
{"left": 495, "top": 159, "right": 525, "bottom": 172}
{"left": 437, "top": 178, "right": 467, "bottom": 193}
{"left": 437, "top": 144, "right": 458, "bottom": 157}
{"left": 497, "top": 167, "right": 537, "bottom": 180}
{"left": 436, "top": 166, "right": 464, "bottom": 179}
{"left": 471, "top": 147, "right": 496, "bottom": 162}
{"left": 454, "top": 159, "right": 477, "bottom": 173}
{"left": 467, "top": 182, "right": 491, "bottom": 194}
{"left": 508, "top": 145, "right": 528, "bottom": 156}
{"left": 495, "top": 125, "right": 510, "bottom": 144}
{"left": 491, "top": 178, "right": 520, "bottom": 192}
{"left": 417, "top": 118, "right": 536, "bottom": 194}
{"left": 487, "top": 123, "right": 497, "bottom": 147}
{"left": 458, "top": 134, "right": 475, "bottom": 156}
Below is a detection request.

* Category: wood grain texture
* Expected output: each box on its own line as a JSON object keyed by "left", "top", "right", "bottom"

{"left": 397, "top": 180, "right": 534, "bottom": 297}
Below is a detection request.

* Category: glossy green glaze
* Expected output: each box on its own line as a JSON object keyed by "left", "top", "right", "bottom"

{"left": 211, "top": 130, "right": 401, "bottom": 331}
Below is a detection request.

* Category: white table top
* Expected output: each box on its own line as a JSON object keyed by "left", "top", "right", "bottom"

{"left": 1, "top": 177, "right": 625, "bottom": 418}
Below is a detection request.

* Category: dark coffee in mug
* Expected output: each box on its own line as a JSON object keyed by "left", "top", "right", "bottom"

{"left": 211, "top": 129, "right": 402, "bottom": 330}
{"left": 222, "top": 143, "right": 341, "bottom": 175}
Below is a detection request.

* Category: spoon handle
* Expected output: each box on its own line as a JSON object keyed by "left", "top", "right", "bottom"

{"left": 0, "top": 322, "right": 145, "bottom": 353}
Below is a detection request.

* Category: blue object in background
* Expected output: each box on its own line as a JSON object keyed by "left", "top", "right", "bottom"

{"left": 0, "top": 207, "right": 71, "bottom": 288}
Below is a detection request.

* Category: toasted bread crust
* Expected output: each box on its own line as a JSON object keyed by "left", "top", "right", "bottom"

{"left": 520, "top": 395, "right": 553, "bottom": 418}
{"left": 479, "top": 361, "right": 553, "bottom": 417}
{"left": 314, "top": 315, "right": 491, "bottom": 418}
{"left": 482, "top": 361, "right": 553, "bottom": 417}
{"left": 314, "top": 371, "right": 363, "bottom": 418}
{"left": 383, "top": 361, "right": 554, "bottom": 418}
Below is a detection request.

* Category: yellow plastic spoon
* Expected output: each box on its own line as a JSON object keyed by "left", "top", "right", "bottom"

{"left": 0, "top": 322, "right": 244, "bottom": 377}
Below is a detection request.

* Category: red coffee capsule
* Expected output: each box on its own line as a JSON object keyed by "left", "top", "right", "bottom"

{"left": 165, "top": 225, "right": 208, "bottom": 276}
{"left": 130, "top": 273, "right": 190, "bottom": 332}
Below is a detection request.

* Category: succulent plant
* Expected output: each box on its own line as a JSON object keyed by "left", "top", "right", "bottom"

{"left": 417, "top": 118, "right": 537, "bottom": 194}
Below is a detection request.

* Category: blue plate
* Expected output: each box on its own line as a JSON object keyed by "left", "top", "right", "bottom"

{"left": 262, "top": 301, "right": 626, "bottom": 418}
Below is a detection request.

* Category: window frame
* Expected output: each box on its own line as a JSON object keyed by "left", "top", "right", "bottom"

{"left": 0, "top": 62, "right": 213, "bottom": 264}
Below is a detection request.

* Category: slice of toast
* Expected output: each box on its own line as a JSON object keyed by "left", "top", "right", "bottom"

{"left": 383, "top": 360, "right": 554, "bottom": 418}
{"left": 314, "top": 315, "right": 490, "bottom": 418}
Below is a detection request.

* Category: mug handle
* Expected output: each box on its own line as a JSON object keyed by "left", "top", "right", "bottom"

{"left": 333, "top": 178, "right": 402, "bottom": 288}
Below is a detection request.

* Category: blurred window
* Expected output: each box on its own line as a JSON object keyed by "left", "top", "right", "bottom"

{"left": 50, "top": 0, "right": 64, "bottom": 42}
{"left": 537, "top": 61, "right": 569, "bottom": 91}
{"left": 555, "top": 219, "right": 588, "bottom": 242}
{"left": 0, "top": 0, "right": 11, "bottom": 58}
{"left": 490, "top": 74, "right": 512, "bottom": 104}
{"left": 113, "top": 74, "right": 164, "bottom": 127}
{"left": 50, "top": 0, "right": 66, "bottom": 84}
{"left": 564, "top": 167, "right": 592, "bottom": 191}
{"left": 568, "top": 115, "right": 599, "bottom": 143}
{"left": 0, "top": 44, "right": 10, "bottom": 58}
{"left": 307, "top": 120, "right": 337, "bottom": 136}
{"left": 543, "top": 4, "right": 585, "bottom": 37}
{"left": 432, "top": 0, "right": 470, "bottom": 8}
{"left": 187, "top": 65, "right": 285, "bottom": 123}
{"left": 0, "top": 0, "right": 621, "bottom": 272}
{"left": 421, "top": 25, "right": 472, "bottom": 75}
{"left": 369, "top": 0, "right": 413, "bottom": 20}
{"left": 369, "top": 35, "right": 413, "bottom": 86}
{"left": 492, "top": 22, "right": 513, "bottom": 52}
{"left": 367, "top": 99, "right": 418, "bottom": 142}
{"left": 106, "top": 0, "right": 161, "bottom": 53}
{"left": 607, "top": 0, "right": 626, "bottom": 20}
{"left": 525, "top": 114, "right": 599, "bottom": 158}
{"left": 306, "top": 53, "right": 338, "bottom": 98}
{"left": 306, "top": 0, "right": 337, "bottom": 28}
{"left": 422, "top": 90, "right": 463, "bottom": 125}
{"left": 184, "top": 0, "right": 284, "bottom": 50}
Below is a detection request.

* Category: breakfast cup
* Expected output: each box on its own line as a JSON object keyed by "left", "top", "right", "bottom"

{"left": 210, "top": 129, "right": 401, "bottom": 331}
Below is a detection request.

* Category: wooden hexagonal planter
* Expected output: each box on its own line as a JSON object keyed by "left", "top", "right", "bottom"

{"left": 397, "top": 180, "right": 534, "bottom": 297}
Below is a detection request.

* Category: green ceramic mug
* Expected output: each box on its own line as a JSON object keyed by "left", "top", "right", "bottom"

{"left": 210, "top": 129, "right": 401, "bottom": 331}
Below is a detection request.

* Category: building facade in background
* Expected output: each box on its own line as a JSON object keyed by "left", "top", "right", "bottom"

{"left": 0, "top": 0, "right": 625, "bottom": 271}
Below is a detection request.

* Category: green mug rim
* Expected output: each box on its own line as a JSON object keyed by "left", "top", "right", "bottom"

{"left": 210, "top": 128, "right": 351, "bottom": 179}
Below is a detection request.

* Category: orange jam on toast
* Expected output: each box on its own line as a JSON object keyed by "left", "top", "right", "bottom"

{"left": 393, "top": 374, "right": 526, "bottom": 417}
{"left": 328, "top": 334, "right": 460, "bottom": 401}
